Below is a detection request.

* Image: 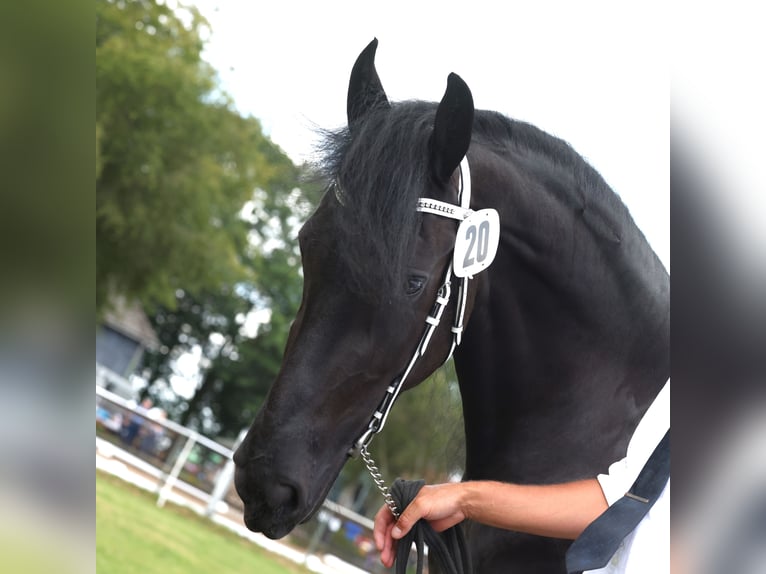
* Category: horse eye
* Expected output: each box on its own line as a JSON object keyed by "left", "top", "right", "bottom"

{"left": 405, "top": 275, "right": 426, "bottom": 295}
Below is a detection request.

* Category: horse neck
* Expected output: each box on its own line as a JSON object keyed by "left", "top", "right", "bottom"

{"left": 453, "top": 148, "right": 669, "bottom": 483}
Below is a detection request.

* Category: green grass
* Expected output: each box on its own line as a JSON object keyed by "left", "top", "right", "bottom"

{"left": 96, "top": 470, "right": 310, "bottom": 574}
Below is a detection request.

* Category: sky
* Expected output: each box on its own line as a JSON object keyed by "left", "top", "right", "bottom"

{"left": 191, "top": 0, "right": 670, "bottom": 269}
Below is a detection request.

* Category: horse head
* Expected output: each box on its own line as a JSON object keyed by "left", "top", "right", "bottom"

{"left": 233, "top": 39, "right": 478, "bottom": 538}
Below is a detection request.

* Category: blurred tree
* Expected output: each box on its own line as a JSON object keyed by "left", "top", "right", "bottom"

{"left": 375, "top": 362, "right": 466, "bottom": 482}
{"left": 96, "top": 0, "right": 294, "bottom": 312}
{"left": 152, "top": 242, "right": 309, "bottom": 435}
{"left": 137, "top": 284, "right": 252, "bottom": 417}
{"left": 138, "top": 178, "right": 319, "bottom": 437}
{"left": 97, "top": 0, "right": 322, "bottom": 437}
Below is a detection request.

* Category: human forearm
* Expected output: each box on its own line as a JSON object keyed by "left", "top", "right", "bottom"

{"left": 459, "top": 479, "right": 608, "bottom": 539}
{"left": 374, "top": 478, "right": 609, "bottom": 568}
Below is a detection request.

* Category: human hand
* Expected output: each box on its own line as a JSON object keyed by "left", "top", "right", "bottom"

{"left": 372, "top": 483, "right": 468, "bottom": 568}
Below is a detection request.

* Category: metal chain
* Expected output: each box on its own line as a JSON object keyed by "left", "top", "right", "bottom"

{"left": 360, "top": 444, "right": 400, "bottom": 518}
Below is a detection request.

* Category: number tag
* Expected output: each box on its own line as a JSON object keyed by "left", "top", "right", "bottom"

{"left": 453, "top": 209, "right": 500, "bottom": 278}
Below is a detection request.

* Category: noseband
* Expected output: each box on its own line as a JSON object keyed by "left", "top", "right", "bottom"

{"left": 349, "top": 156, "right": 500, "bottom": 516}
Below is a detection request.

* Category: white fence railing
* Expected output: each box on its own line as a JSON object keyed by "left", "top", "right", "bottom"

{"left": 96, "top": 383, "right": 393, "bottom": 573}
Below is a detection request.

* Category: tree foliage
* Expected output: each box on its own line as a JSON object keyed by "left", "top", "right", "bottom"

{"left": 376, "top": 363, "right": 466, "bottom": 482}
{"left": 96, "top": 0, "right": 296, "bottom": 311}
{"left": 96, "top": 0, "right": 318, "bottom": 438}
{"left": 140, "top": 211, "right": 312, "bottom": 438}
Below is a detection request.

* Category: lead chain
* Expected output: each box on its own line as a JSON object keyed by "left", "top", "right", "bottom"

{"left": 360, "top": 444, "right": 400, "bottom": 518}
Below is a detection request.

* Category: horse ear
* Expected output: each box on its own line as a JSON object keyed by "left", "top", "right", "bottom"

{"left": 430, "top": 73, "right": 474, "bottom": 184}
{"left": 347, "top": 38, "right": 390, "bottom": 128}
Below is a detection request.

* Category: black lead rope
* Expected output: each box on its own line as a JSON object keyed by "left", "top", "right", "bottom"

{"left": 390, "top": 479, "right": 472, "bottom": 574}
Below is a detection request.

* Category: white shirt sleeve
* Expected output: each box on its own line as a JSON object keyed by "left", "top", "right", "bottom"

{"left": 586, "top": 381, "right": 671, "bottom": 574}
{"left": 597, "top": 381, "right": 670, "bottom": 504}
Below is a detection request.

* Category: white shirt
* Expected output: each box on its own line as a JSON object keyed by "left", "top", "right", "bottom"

{"left": 586, "top": 381, "right": 670, "bottom": 574}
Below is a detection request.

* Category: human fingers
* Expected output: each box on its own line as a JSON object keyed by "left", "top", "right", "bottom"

{"left": 381, "top": 522, "right": 397, "bottom": 568}
{"left": 392, "top": 484, "right": 466, "bottom": 539}
{"left": 428, "top": 516, "right": 465, "bottom": 533}
{"left": 374, "top": 505, "right": 400, "bottom": 568}
{"left": 391, "top": 495, "right": 428, "bottom": 539}
{"left": 373, "top": 504, "right": 395, "bottom": 551}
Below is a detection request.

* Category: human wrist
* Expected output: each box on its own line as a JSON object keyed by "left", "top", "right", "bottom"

{"left": 460, "top": 480, "right": 491, "bottom": 522}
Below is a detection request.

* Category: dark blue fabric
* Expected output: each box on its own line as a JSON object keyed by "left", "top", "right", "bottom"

{"left": 566, "top": 430, "right": 670, "bottom": 573}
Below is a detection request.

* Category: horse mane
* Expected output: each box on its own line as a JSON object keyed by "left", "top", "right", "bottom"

{"left": 315, "top": 102, "right": 635, "bottom": 303}
{"left": 473, "top": 111, "right": 632, "bottom": 228}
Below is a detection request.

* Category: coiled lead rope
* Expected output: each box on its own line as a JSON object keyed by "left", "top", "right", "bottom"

{"left": 390, "top": 478, "right": 472, "bottom": 574}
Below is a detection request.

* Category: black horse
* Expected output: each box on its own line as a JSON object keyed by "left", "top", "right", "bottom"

{"left": 233, "top": 39, "right": 669, "bottom": 573}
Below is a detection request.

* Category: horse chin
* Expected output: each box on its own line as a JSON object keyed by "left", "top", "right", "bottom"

{"left": 240, "top": 496, "right": 315, "bottom": 539}
{"left": 240, "top": 458, "right": 344, "bottom": 539}
{"left": 242, "top": 489, "right": 331, "bottom": 539}
{"left": 243, "top": 512, "right": 295, "bottom": 540}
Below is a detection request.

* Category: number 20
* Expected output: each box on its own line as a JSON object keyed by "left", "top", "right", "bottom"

{"left": 463, "top": 220, "right": 490, "bottom": 268}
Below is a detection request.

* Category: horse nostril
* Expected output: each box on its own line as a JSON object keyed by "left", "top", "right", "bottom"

{"left": 266, "top": 481, "right": 300, "bottom": 510}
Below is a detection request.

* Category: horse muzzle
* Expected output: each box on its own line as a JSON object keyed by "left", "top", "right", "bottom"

{"left": 233, "top": 457, "right": 310, "bottom": 539}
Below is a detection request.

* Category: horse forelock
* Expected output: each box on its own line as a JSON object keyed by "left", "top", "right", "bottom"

{"left": 315, "top": 102, "right": 438, "bottom": 302}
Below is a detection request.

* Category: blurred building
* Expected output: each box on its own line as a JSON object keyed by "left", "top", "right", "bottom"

{"left": 96, "top": 295, "right": 159, "bottom": 399}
